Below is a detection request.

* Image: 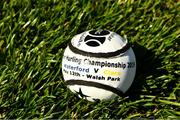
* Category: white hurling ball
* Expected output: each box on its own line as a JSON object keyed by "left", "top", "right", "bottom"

{"left": 62, "top": 30, "right": 136, "bottom": 102}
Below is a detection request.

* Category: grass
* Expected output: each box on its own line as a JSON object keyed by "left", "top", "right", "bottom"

{"left": 0, "top": 0, "right": 179, "bottom": 119}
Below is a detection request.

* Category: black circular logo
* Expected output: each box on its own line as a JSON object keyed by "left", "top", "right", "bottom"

{"left": 84, "top": 30, "right": 110, "bottom": 47}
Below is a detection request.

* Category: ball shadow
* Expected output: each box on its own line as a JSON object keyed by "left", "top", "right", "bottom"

{"left": 124, "top": 42, "right": 176, "bottom": 100}
{"left": 0, "top": 52, "right": 6, "bottom": 65}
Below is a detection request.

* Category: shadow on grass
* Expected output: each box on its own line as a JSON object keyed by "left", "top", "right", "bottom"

{"left": 0, "top": 53, "right": 6, "bottom": 65}
{"left": 125, "top": 42, "right": 176, "bottom": 100}
{"left": 0, "top": 41, "right": 6, "bottom": 65}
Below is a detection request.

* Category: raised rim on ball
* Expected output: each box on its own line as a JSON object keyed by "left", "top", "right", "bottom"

{"left": 68, "top": 41, "right": 131, "bottom": 58}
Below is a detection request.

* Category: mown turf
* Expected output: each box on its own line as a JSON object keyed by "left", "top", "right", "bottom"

{"left": 0, "top": 0, "right": 179, "bottom": 119}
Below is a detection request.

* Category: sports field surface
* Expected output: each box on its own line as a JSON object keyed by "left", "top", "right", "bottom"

{"left": 0, "top": 0, "right": 179, "bottom": 119}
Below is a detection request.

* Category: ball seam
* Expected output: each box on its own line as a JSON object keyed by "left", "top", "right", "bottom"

{"left": 65, "top": 79, "right": 124, "bottom": 97}
{"left": 68, "top": 41, "right": 131, "bottom": 58}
